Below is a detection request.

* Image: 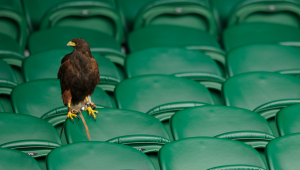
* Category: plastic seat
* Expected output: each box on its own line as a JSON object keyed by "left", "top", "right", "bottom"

{"left": 133, "top": 0, "right": 218, "bottom": 36}
{"left": 0, "top": 148, "right": 41, "bottom": 170}
{"left": 128, "top": 25, "right": 225, "bottom": 68}
{"left": 23, "top": 49, "right": 121, "bottom": 92}
{"left": 276, "top": 104, "right": 300, "bottom": 136}
{"left": 227, "top": 44, "right": 300, "bottom": 77}
{"left": 227, "top": 0, "right": 300, "bottom": 28}
{"left": 23, "top": 0, "right": 124, "bottom": 42}
{"left": 223, "top": 72, "right": 300, "bottom": 136}
{"left": 47, "top": 141, "right": 155, "bottom": 170}
{"left": 0, "top": 113, "right": 61, "bottom": 169}
{"left": 115, "top": 75, "right": 214, "bottom": 139}
{"left": 223, "top": 22, "right": 300, "bottom": 51}
{"left": 159, "top": 137, "right": 267, "bottom": 170}
{"left": 65, "top": 108, "right": 170, "bottom": 170}
{"left": 266, "top": 133, "right": 300, "bottom": 170}
{"left": 0, "top": 0, "right": 28, "bottom": 50}
{"left": 11, "top": 79, "right": 113, "bottom": 145}
{"left": 126, "top": 47, "right": 225, "bottom": 90}
{"left": 28, "top": 27, "right": 125, "bottom": 66}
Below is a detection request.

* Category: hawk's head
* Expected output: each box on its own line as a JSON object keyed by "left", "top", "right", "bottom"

{"left": 66, "top": 38, "right": 90, "bottom": 50}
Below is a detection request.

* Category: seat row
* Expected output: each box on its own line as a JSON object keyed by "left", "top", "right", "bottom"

{"left": 2, "top": 131, "right": 300, "bottom": 170}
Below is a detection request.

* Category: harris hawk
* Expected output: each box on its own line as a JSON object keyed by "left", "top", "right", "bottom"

{"left": 58, "top": 38, "right": 99, "bottom": 121}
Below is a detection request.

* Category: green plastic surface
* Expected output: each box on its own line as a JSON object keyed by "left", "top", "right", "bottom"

{"left": 171, "top": 106, "right": 273, "bottom": 141}
{"left": 23, "top": 49, "right": 121, "bottom": 92}
{"left": 0, "top": 148, "right": 41, "bottom": 170}
{"left": 133, "top": 0, "right": 217, "bottom": 36}
{"left": 266, "top": 133, "right": 300, "bottom": 170}
{"left": 115, "top": 75, "right": 214, "bottom": 113}
{"left": 47, "top": 141, "right": 155, "bottom": 170}
{"left": 276, "top": 104, "right": 300, "bottom": 136}
{"left": 223, "top": 72, "right": 300, "bottom": 111}
{"left": 11, "top": 79, "right": 113, "bottom": 118}
{"left": 126, "top": 47, "right": 223, "bottom": 84}
{"left": 65, "top": 108, "right": 169, "bottom": 143}
{"left": 0, "top": 59, "right": 18, "bottom": 89}
{"left": 227, "top": 44, "right": 300, "bottom": 77}
{"left": 159, "top": 137, "right": 266, "bottom": 170}
{"left": 223, "top": 22, "right": 300, "bottom": 51}
{"left": 0, "top": 113, "right": 61, "bottom": 152}
{"left": 0, "top": 95, "right": 13, "bottom": 112}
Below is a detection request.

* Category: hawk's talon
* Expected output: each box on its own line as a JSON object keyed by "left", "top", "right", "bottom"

{"left": 67, "top": 111, "right": 79, "bottom": 123}
{"left": 85, "top": 106, "right": 98, "bottom": 120}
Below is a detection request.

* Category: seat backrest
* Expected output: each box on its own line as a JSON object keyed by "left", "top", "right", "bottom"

{"left": 171, "top": 105, "right": 273, "bottom": 140}
{"left": 115, "top": 75, "right": 214, "bottom": 113}
{"left": 0, "top": 112, "right": 61, "bottom": 147}
{"left": 276, "top": 104, "right": 300, "bottom": 136}
{"left": 223, "top": 72, "right": 300, "bottom": 111}
{"left": 47, "top": 141, "right": 155, "bottom": 170}
{"left": 0, "top": 148, "right": 41, "bottom": 170}
{"left": 228, "top": 0, "right": 300, "bottom": 28}
{"left": 11, "top": 79, "right": 113, "bottom": 118}
{"left": 126, "top": 47, "right": 222, "bottom": 78}
{"left": 65, "top": 108, "right": 169, "bottom": 143}
{"left": 266, "top": 133, "right": 300, "bottom": 170}
{"left": 23, "top": 49, "right": 120, "bottom": 84}
{"left": 159, "top": 137, "right": 266, "bottom": 170}
{"left": 227, "top": 44, "right": 300, "bottom": 77}
{"left": 0, "top": 59, "right": 18, "bottom": 88}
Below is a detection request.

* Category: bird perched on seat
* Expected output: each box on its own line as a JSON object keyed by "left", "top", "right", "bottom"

{"left": 58, "top": 38, "right": 100, "bottom": 121}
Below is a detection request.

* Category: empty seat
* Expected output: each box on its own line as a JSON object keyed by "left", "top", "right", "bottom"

{"left": 11, "top": 79, "right": 113, "bottom": 145}
{"left": 23, "top": 49, "right": 121, "bottom": 92}
{"left": 0, "top": 148, "right": 41, "bottom": 170}
{"left": 159, "top": 137, "right": 267, "bottom": 170}
{"left": 171, "top": 106, "right": 274, "bottom": 147}
{"left": 128, "top": 25, "right": 225, "bottom": 68}
{"left": 0, "top": 0, "right": 28, "bottom": 50}
{"left": 133, "top": 0, "right": 218, "bottom": 36}
{"left": 223, "top": 72, "right": 300, "bottom": 136}
{"left": 266, "top": 133, "right": 300, "bottom": 170}
{"left": 126, "top": 47, "right": 225, "bottom": 90}
{"left": 23, "top": 0, "right": 124, "bottom": 42}
{"left": 227, "top": 0, "right": 300, "bottom": 28}
{"left": 223, "top": 22, "right": 300, "bottom": 51}
{"left": 47, "top": 142, "right": 155, "bottom": 170}
{"left": 0, "top": 113, "right": 61, "bottom": 169}
{"left": 28, "top": 27, "right": 125, "bottom": 66}
{"left": 227, "top": 44, "right": 300, "bottom": 77}
{"left": 65, "top": 108, "right": 170, "bottom": 170}
{"left": 115, "top": 75, "right": 214, "bottom": 139}
{"left": 276, "top": 104, "right": 300, "bottom": 136}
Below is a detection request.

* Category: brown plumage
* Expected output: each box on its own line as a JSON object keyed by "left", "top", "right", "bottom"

{"left": 57, "top": 38, "right": 99, "bottom": 112}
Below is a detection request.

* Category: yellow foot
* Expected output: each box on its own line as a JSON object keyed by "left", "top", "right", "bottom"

{"left": 67, "top": 111, "right": 79, "bottom": 123}
{"left": 85, "top": 107, "right": 98, "bottom": 121}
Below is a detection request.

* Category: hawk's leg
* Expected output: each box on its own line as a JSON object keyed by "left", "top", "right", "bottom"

{"left": 67, "top": 103, "right": 79, "bottom": 123}
{"left": 84, "top": 97, "right": 98, "bottom": 121}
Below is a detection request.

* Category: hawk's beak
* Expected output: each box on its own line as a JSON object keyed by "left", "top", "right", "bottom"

{"left": 67, "top": 41, "right": 76, "bottom": 47}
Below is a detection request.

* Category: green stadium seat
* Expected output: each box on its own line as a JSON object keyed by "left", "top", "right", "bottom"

{"left": 23, "top": 0, "right": 124, "bottom": 42}
{"left": 0, "top": 0, "right": 28, "bottom": 50}
{"left": 128, "top": 25, "right": 225, "bottom": 68}
{"left": 47, "top": 142, "right": 155, "bottom": 170}
{"left": 276, "top": 104, "right": 300, "bottom": 136}
{"left": 23, "top": 49, "right": 121, "bottom": 92}
{"left": 227, "top": 44, "right": 300, "bottom": 77}
{"left": 0, "top": 148, "right": 41, "bottom": 170}
{"left": 28, "top": 27, "right": 126, "bottom": 66}
{"left": 227, "top": 0, "right": 300, "bottom": 28}
{"left": 266, "top": 133, "right": 300, "bottom": 170}
{"left": 223, "top": 72, "right": 300, "bottom": 137}
{"left": 0, "top": 113, "right": 61, "bottom": 169}
{"left": 133, "top": 0, "right": 218, "bottom": 36}
{"left": 0, "top": 101, "right": 4, "bottom": 112}
{"left": 11, "top": 79, "right": 113, "bottom": 145}
{"left": 223, "top": 22, "right": 300, "bottom": 51}
{"left": 159, "top": 137, "right": 267, "bottom": 170}
{"left": 65, "top": 108, "right": 170, "bottom": 170}
{"left": 115, "top": 75, "right": 214, "bottom": 139}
